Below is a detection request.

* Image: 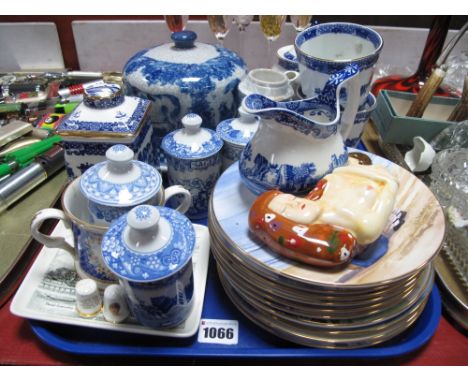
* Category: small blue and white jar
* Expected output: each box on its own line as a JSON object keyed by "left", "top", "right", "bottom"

{"left": 216, "top": 107, "right": 260, "bottom": 171}
{"left": 101, "top": 205, "right": 196, "bottom": 329}
{"left": 80, "top": 144, "right": 191, "bottom": 226}
{"left": 161, "top": 113, "right": 223, "bottom": 220}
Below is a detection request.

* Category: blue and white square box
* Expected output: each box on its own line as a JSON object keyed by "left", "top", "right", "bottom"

{"left": 57, "top": 83, "right": 156, "bottom": 179}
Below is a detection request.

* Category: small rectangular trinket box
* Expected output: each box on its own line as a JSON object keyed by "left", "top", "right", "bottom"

{"left": 57, "top": 86, "right": 156, "bottom": 179}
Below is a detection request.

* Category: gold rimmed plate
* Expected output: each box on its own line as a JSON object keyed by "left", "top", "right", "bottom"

{"left": 209, "top": 150, "right": 445, "bottom": 290}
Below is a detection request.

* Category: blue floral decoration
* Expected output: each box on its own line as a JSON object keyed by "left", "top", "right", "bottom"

{"left": 101, "top": 206, "right": 196, "bottom": 282}
{"left": 80, "top": 160, "right": 161, "bottom": 207}
{"left": 161, "top": 128, "right": 223, "bottom": 159}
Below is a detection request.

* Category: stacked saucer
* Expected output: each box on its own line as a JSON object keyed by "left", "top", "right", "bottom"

{"left": 208, "top": 150, "right": 445, "bottom": 349}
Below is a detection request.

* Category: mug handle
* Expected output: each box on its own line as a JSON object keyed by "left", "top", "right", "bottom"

{"left": 338, "top": 65, "right": 362, "bottom": 141}
{"left": 30, "top": 208, "right": 75, "bottom": 256}
{"left": 163, "top": 185, "right": 192, "bottom": 215}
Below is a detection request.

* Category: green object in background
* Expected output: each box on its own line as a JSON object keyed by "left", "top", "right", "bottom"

{"left": 0, "top": 135, "right": 62, "bottom": 177}
{"left": 54, "top": 101, "right": 79, "bottom": 114}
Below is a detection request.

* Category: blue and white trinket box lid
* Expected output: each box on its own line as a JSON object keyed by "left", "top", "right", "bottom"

{"left": 161, "top": 113, "right": 223, "bottom": 159}
{"left": 80, "top": 145, "right": 162, "bottom": 207}
{"left": 216, "top": 107, "right": 260, "bottom": 147}
{"left": 101, "top": 205, "right": 196, "bottom": 282}
{"left": 58, "top": 83, "right": 151, "bottom": 142}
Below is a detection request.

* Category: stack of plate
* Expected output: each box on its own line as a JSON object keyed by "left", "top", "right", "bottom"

{"left": 208, "top": 150, "right": 445, "bottom": 349}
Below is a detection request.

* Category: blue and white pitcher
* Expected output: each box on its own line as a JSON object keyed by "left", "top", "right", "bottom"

{"left": 239, "top": 65, "right": 359, "bottom": 195}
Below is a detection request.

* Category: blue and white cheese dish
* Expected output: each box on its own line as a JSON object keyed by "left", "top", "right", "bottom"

{"left": 123, "top": 30, "right": 247, "bottom": 163}
{"left": 161, "top": 113, "right": 223, "bottom": 220}
{"left": 80, "top": 145, "right": 191, "bottom": 226}
{"left": 216, "top": 107, "right": 260, "bottom": 170}
{"left": 101, "top": 205, "right": 196, "bottom": 329}
{"left": 58, "top": 82, "right": 156, "bottom": 179}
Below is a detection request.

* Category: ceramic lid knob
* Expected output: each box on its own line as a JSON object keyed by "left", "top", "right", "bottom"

{"left": 182, "top": 113, "right": 203, "bottom": 134}
{"left": 106, "top": 144, "right": 134, "bottom": 173}
{"left": 125, "top": 205, "right": 169, "bottom": 253}
{"left": 238, "top": 105, "right": 257, "bottom": 124}
{"left": 127, "top": 204, "right": 160, "bottom": 232}
{"left": 171, "top": 30, "right": 197, "bottom": 49}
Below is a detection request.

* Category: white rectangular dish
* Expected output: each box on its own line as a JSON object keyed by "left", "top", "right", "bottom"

{"left": 11, "top": 221, "right": 210, "bottom": 338}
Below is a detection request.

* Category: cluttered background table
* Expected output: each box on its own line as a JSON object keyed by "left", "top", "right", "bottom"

{"left": 0, "top": 15, "right": 467, "bottom": 365}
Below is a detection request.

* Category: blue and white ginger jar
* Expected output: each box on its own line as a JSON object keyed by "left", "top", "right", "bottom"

{"left": 123, "top": 30, "right": 247, "bottom": 165}
{"left": 101, "top": 204, "right": 196, "bottom": 329}
{"left": 161, "top": 113, "right": 223, "bottom": 220}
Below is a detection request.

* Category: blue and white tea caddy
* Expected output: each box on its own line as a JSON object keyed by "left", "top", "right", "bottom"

{"left": 80, "top": 144, "right": 191, "bottom": 226}
{"left": 123, "top": 31, "right": 247, "bottom": 165}
{"left": 57, "top": 82, "right": 157, "bottom": 179}
{"left": 161, "top": 113, "right": 223, "bottom": 220}
{"left": 216, "top": 106, "right": 259, "bottom": 170}
{"left": 101, "top": 205, "right": 196, "bottom": 329}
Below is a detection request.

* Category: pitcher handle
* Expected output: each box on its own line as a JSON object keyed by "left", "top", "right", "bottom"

{"left": 30, "top": 208, "right": 75, "bottom": 256}
{"left": 163, "top": 185, "right": 192, "bottom": 215}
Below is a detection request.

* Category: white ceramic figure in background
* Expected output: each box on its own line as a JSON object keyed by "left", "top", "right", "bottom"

{"left": 404, "top": 136, "right": 437, "bottom": 173}
{"left": 216, "top": 106, "right": 260, "bottom": 170}
{"left": 79, "top": 145, "right": 192, "bottom": 226}
{"left": 30, "top": 178, "right": 117, "bottom": 289}
{"left": 239, "top": 65, "right": 359, "bottom": 195}
{"left": 101, "top": 205, "right": 196, "bottom": 329}
{"left": 57, "top": 82, "right": 156, "bottom": 179}
{"left": 123, "top": 30, "right": 247, "bottom": 166}
{"left": 295, "top": 22, "right": 383, "bottom": 142}
{"left": 238, "top": 68, "right": 297, "bottom": 102}
{"left": 162, "top": 114, "right": 223, "bottom": 220}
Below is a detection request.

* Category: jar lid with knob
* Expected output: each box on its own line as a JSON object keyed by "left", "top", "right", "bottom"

{"left": 161, "top": 113, "right": 224, "bottom": 160}
{"left": 79, "top": 144, "right": 162, "bottom": 207}
{"left": 101, "top": 204, "right": 196, "bottom": 282}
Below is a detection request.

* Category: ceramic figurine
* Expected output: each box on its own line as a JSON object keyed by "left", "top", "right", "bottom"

{"left": 79, "top": 145, "right": 191, "bottom": 226}
{"left": 101, "top": 205, "right": 196, "bottom": 329}
{"left": 216, "top": 106, "right": 260, "bottom": 170}
{"left": 239, "top": 65, "right": 359, "bottom": 195}
{"left": 123, "top": 30, "right": 247, "bottom": 166}
{"left": 57, "top": 82, "right": 156, "bottom": 179}
{"left": 248, "top": 162, "right": 399, "bottom": 267}
{"left": 162, "top": 114, "right": 223, "bottom": 219}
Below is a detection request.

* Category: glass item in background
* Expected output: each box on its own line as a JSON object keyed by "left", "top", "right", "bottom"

{"left": 233, "top": 15, "right": 254, "bottom": 32}
{"left": 208, "top": 15, "right": 233, "bottom": 45}
{"left": 372, "top": 16, "right": 454, "bottom": 97}
{"left": 164, "top": 15, "right": 189, "bottom": 33}
{"left": 233, "top": 16, "right": 254, "bottom": 60}
{"left": 289, "top": 15, "right": 312, "bottom": 32}
{"left": 259, "top": 15, "right": 287, "bottom": 67}
{"left": 444, "top": 52, "right": 468, "bottom": 95}
{"left": 431, "top": 120, "right": 468, "bottom": 152}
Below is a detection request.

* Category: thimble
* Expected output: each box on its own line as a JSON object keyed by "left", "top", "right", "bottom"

{"left": 103, "top": 284, "right": 129, "bottom": 324}
{"left": 75, "top": 279, "right": 102, "bottom": 317}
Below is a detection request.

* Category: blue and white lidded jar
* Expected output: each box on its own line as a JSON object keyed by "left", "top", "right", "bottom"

{"left": 101, "top": 205, "right": 196, "bottom": 329}
{"left": 123, "top": 30, "right": 247, "bottom": 167}
{"left": 216, "top": 106, "right": 260, "bottom": 171}
{"left": 80, "top": 144, "right": 192, "bottom": 226}
{"left": 161, "top": 113, "right": 223, "bottom": 220}
{"left": 57, "top": 82, "right": 157, "bottom": 179}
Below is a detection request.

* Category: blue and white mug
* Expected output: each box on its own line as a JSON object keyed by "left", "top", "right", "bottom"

{"left": 30, "top": 178, "right": 117, "bottom": 289}
{"left": 295, "top": 22, "right": 383, "bottom": 141}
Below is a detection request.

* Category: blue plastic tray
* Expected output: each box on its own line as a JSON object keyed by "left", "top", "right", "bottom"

{"left": 29, "top": 257, "right": 441, "bottom": 359}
